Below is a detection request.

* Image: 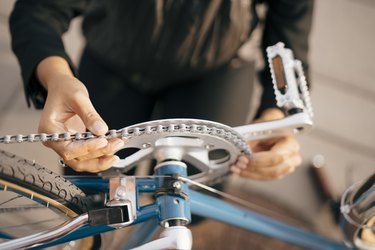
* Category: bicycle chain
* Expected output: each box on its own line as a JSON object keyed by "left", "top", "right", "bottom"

{"left": 0, "top": 119, "right": 251, "bottom": 156}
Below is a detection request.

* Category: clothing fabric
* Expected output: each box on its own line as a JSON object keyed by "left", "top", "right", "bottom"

{"left": 9, "top": 0, "right": 314, "bottom": 118}
{"left": 79, "top": 48, "right": 255, "bottom": 128}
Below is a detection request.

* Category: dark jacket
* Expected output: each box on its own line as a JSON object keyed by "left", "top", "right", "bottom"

{"left": 9, "top": 0, "right": 314, "bottom": 115}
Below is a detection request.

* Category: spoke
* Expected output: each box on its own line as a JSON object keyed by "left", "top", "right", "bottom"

{"left": 0, "top": 195, "right": 23, "bottom": 207}
{"left": 0, "top": 218, "right": 61, "bottom": 230}
{"left": 0, "top": 204, "right": 46, "bottom": 213}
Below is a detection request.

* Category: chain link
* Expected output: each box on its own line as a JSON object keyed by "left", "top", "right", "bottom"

{"left": 0, "top": 119, "right": 251, "bottom": 156}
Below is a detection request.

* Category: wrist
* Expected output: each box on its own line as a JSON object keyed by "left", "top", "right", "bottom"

{"left": 36, "top": 56, "right": 74, "bottom": 90}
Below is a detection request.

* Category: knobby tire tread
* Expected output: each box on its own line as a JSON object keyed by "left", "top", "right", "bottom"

{"left": 0, "top": 150, "right": 88, "bottom": 213}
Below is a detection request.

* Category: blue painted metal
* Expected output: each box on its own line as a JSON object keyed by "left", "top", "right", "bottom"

{"left": 0, "top": 232, "right": 13, "bottom": 240}
{"left": 68, "top": 176, "right": 158, "bottom": 193}
{"left": 28, "top": 203, "right": 160, "bottom": 249}
{"left": 133, "top": 203, "right": 160, "bottom": 224}
{"left": 154, "top": 162, "right": 191, "bottom": 224}
{"left": 136, "top": 178, "right": 157, "bottom": 192}
{"left": 65, "top": 176, "right": 109, "bottom": 191}
{"left": 58, "top": 174, "right": 355, "bottom": 250}
{"left": 29, "top": 225, "right": 114, "bottom": 250}
{"left": 189, "top": 190, "right": 354, "bottom": 250}
{"left": 121, "top": 218, "right": 160, "bottom": 249}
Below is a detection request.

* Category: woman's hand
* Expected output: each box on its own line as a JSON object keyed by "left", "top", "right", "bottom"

{"left": 37, "top": 56, "right": 124, "bottom": 172}
{"left": 230, "top": 108, "right": 302, "bottom": 180}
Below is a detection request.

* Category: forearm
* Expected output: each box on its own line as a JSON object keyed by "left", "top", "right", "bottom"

{"left": 9, "top": 0, "right": 86, "bottom": 108}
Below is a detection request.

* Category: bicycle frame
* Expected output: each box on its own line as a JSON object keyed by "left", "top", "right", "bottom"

{"left": 0, "top": 42, "right": 358, "bottom": 249}
{"left": 11, "top": 161, "right": 353, "bottom": 250}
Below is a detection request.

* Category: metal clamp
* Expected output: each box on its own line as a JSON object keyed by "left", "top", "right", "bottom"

{"left": 155, "top": 174, "right": 189, "bottom": 200}
{"left": 105, "top": 176, "right": 137, "bottom": 228}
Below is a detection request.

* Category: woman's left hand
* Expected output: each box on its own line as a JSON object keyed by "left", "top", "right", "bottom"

{"left": 230, "top": 108, "right": 302, "bottom": 180}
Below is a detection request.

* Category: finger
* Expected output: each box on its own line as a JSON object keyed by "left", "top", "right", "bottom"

{"left": 229, "top": 155, "right": 249, "bottom": 173}
{"left": 230, "top": 166, "right": 242, "bottom": 175}
{"left": 238, "top": 155, "right": 250, "bottom": 165}
{"left": 76, "top": 138, "right": 125, "bottom": 161}
{"left": 247, "top": 151, "right": 283, "bottom": 169}
{"left": 65, "top": 155, "right": 120, "bottom": 173}
{"left": 234, "top": 155, "right": 249, "bottom": 168}
{"left": 235, "top": 161, "right": 248, "bottom": 170}
{"left": 239, "top": 171, "right": 278, "bottom": 180}
{"left": 231, "top": 160, "right": 248, "bottom": 170}
{"left": 240, "top": 165, "right": 297, "bottom": 180}
{"left": 64, "top": 115, "right": 86, "bottom": 133}
{"left": 249, "top": 136, "right": 299, "bottom": 168}
{"left": 70, "top": 93, "right": 108, "bottom": 136}
{"left": 240, "top": 166, "right": 294, "bottom": 180}
{"left": 241, "top": 152, "right": 302, "bottom": 179}
{"left": 51, "top": 138, "right": 108, "bottom": 161}
{"left": 250, "top": 137, "right": 283, "bottom": 153}
{"left": 270, "top": 136, "right": 300, "bottom": 155}
{"left": 253, "top": 152, "right": 301, "bottom": 175}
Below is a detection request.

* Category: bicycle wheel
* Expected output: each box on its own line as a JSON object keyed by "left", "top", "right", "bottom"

{"left": 0, "top": 150, "right": 94, "bottom": 249}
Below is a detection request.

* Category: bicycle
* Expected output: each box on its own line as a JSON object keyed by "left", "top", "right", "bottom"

{"left": 0, "top": 43, "right": 373, "bottom": 250}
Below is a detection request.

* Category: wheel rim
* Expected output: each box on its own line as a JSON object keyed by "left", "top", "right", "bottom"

{"left": 0, "top": 179, "right": 94, "bottom": 249}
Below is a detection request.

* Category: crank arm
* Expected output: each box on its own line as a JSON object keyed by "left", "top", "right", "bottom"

{"left": 233, "top": 112, "right": 312, "bottom": 141}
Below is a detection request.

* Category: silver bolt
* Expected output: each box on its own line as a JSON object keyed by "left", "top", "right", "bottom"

{"left": 116, "top": 187, "right": 127, "bottom": 198}
{"left": 142, "top": 142, "right": 151, "bottom": 149}
{"left": 172, "top": 181, "right": 181, "bottom": 190}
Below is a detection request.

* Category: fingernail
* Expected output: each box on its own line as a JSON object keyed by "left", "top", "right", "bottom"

{"left": 92, "top": 121, "right": 107, "bottom": 135}
{"left": 111, "top": 155, "right": 120, "bottom": 166}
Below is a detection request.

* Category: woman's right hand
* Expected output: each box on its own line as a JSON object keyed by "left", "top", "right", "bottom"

{"left": 36, "top": 56, "right": 124, "bottom": 172}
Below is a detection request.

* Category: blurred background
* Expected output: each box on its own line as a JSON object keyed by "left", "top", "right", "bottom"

{"left": 0, "top": 0, "right": 374, "bottom": 248}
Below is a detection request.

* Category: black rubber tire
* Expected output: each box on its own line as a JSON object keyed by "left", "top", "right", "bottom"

{"left": 0, "top": 150, "right": 88, "bottom": 214}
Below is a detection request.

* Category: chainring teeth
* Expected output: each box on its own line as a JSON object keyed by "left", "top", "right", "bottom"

{"left": 0, "top": 119, "right": 251, "bottom": 182}
{"left": 122, "top": 120, "right": 251, "bottom": 155}
{"left": 111, "top": 119, "right": 251, "bottom": 184}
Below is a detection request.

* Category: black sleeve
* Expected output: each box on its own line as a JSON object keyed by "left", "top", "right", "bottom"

{"left": 9, "top": 0, "right": 87, "bottom": 109}
{"left": 256, "top": 0, "right": 314, "bottom": 117}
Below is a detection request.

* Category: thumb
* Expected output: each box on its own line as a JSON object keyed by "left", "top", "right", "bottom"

{"left": 72, "top": 93, "right": 108, "bottom": 135}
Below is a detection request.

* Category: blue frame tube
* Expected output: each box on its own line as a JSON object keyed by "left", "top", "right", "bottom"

{"left": 190, "top": 190, "right": 354, "bottom": 250}
{"left": 154, "top": 162, "right": 191, "bottom": 224}
{"left": 122, "top": 218, "right": 160, "bottom": 249}
{"left": 65, "top": 176, "right": 109, "bottom": 191}
{"left": 29, "top": 203, "right": 160, "bottom": 249}
{"left": 61, "top": 177, "right": 355, "bottom": 250}
{"left": 29, "top": 225, "right": 113, "bottom": 250}
{"left": 0, "top": 232, "right": 13, "bottom": 240}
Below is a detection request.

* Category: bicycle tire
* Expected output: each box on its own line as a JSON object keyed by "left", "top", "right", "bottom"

{"left": 0, "top": 150, "right": 94, "bottom": 249}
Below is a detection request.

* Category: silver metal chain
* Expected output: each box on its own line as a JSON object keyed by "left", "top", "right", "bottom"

{"left": 0, "top": 119, "right": 251, "bottom": 156}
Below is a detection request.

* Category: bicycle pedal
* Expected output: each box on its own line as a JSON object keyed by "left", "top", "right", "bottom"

{"left": 267, "top": 42, "right": 313, "bottom": 118}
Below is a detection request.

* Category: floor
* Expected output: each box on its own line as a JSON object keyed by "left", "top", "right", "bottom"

{"left": 0, "top": 0, "right": 374, "bottom": 248}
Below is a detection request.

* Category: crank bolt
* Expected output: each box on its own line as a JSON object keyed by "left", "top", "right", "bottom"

{"left": 172, "top": 181, "right": 181, "bottom": 190}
